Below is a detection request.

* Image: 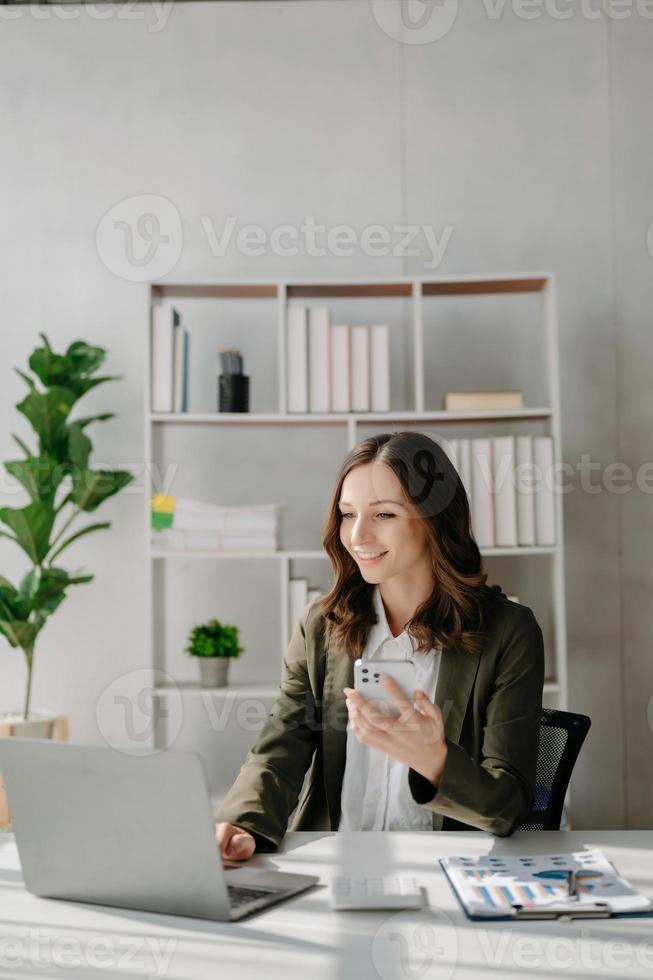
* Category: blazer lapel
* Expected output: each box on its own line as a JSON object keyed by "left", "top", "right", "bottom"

{"left": 430, "top": 643, "right": 482, "bottom": 829}
{"left": 321, "top": 645, "right": 353, "bottom": 830}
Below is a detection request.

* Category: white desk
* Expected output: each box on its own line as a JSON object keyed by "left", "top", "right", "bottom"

{"left": 1, "top": 830, "right": 652, "bottom": 979}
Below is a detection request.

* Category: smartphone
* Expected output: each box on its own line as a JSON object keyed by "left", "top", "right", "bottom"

{"left": 353, "top": 658, "right": 416, "bottom": 715}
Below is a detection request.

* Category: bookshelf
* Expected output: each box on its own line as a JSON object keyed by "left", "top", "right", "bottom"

{"left": 145, "top": 274, "right": 567, "bottom": 755}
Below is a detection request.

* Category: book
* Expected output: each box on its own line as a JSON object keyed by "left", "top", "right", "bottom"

{"left": 470, "top": 439, "right": 494, "bottom": 548}
{"left": 151, "top": 496, "right": 279, "bottom": 533}
{"left": 287, "top": 306, "right": 308, "bottom": 413}
{"left": 173, "top": 326, "right": 188, "bottom": 414}
{"left": 308, "top": 307, "right": 331, "bottom": 413}
{"left": 331, "top": 325, "right": 351, "bottom": 413}
{"left": 181, "top": 329, "right": 190, "bottom": 412}
{"left": 289, "top": 579, "right": 308, "bottom": 633}
{"left": 441, "top": 848, "right": 652, "bottom": 921}
{"left": 351, "top": 326, "right": 370, "bottom": 412}
{"left": 444, "top": 391, "right": 524, "bottom": 412}
{"left": 151, "top": 303, "right": 180, "bottom": 412}
{"left": 515, "top": 435, "right": 536, "bottom": 546}
{"left": 492, "top": 436, "right": 518, "bottom": 547}
{"left": 370, "top": 325, "right": 390, "bottom": 412}
{"left": 533, "top": 436, "right": 556, "bottom": 545}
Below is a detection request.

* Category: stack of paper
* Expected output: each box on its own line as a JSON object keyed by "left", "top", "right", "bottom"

{"left": 151, "top": 496, "right": 279, "bottom": 552}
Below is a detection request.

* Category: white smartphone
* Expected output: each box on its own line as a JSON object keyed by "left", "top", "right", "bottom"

{"left": 353, "top": 658, "right": 416, "bottom": 715}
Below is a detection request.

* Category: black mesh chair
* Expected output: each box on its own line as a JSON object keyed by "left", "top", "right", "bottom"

{"left": 516, "top": 708, "right": 591, "bottom": 831}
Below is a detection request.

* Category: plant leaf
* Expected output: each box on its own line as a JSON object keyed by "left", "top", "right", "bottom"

{"left": 47, "top": 522, "right": 111, "bottom": 563}
{"left": 74, "top": 413, "right": 115, "bottom": 429}
{"left": 14, "top": 367, "right": 36, "bottom": 391}
{"left": 0, "top": 575, "right": 31, "bottom": 620}
{"left": 0, "top": 502, "right": 55, "bottom": 563}
{"left": 0, "top": 617, "right": 37, "bottom": 650}
{"left": 4, "top": 455, "right": 65, "bottom": 503}
{"left": 71, "top": 469, "right": 133, "bottom": 512}
{"left": 16, "top": 386, "right": 76, "bottom": 453}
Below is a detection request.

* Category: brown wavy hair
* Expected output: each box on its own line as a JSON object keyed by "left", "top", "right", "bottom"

{"left": 320, "top": 431, "right": 503, "bottom": 658}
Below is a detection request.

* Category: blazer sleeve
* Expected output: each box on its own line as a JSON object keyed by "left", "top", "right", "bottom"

{"left": 213, "top": 608, "right": 318, "bottom": 851}
{"left": 408, "top": 607, "right": 544, "bottom": 836}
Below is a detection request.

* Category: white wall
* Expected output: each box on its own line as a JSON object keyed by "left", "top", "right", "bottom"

{"left": 0, "top": 0, "right": 651, "bottom": 826}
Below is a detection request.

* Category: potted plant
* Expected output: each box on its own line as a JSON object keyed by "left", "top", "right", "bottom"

{"left": 0, "top": 334, "right": 133, "bottom": 736}
{"left": 185, "top": 618, "right": 243, "bottom": 688}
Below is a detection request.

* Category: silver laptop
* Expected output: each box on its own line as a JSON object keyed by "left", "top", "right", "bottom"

{"left": 0, "top": 738, "right": 319, "bottom": 921}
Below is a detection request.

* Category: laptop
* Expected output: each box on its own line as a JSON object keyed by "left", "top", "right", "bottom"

{"left": 0, "top": 738, "right": 319, "bottom": 921}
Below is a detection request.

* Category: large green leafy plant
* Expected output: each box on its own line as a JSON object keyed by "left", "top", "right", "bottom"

{"left": 0, "top": 335, "right": 133, "bottom": 720}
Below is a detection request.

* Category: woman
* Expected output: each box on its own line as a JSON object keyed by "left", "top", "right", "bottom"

{"left": 215, "top": 431, "right": 544, "bottom": 864}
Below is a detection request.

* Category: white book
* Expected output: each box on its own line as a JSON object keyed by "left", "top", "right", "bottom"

{"left": 471, "top": 438, "right": 494, "bottom": 548}
{"left": 533, "top": 436, "right": 556, "bottom": 546}
{"left": 492, "top": 436, "right": 518, "bottom": 547}
{"left": 351, "top": 326, "right": 370, "bottom": 412}
{"left": 308, "top": 307, "right": 331, "bottom": 413}
{"left": 289, "top": 579, "right": 309, "bottom": 634}
{"left": 151, "top": 304, "right": 179, "bottom": 412}
{"left": 173, "top": 327, "right": 187, "bottom": 413}
{"left": 515, "top": 436, "right": 536, "bottom": 546}
{"left": 287, "top": 306, "right": 308, "bottom": 413}
{"left": 370, "top": 325, "right": 390, "bottom": 412}
{"left": 331, "top": 325, "right": 351, "bottom": 413}
{"left": 457, "top": 438, "right": 473, "bottom": 513}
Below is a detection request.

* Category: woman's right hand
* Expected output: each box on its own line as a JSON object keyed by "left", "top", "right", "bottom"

{"left": 215, "top": 822, "right": 256, "bottom": 867}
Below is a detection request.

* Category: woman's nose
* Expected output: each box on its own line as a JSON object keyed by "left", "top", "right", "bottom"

{"left": 350, "top": 516, "right": 376, "bottom": 545}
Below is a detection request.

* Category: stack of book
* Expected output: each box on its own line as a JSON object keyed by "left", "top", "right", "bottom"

{"left": 443, "top": 391, "right": 524, "bottom": 411}
{"left": 444, "top": 435, "right": 556, "bottom": 548}
{"left": 151, "top": 303, "right": 190, "bottom": 413}
{"left": 289, "top": 579, "right": 323, "bottom": 632}
{"left": 287, "top": 307, "right": 390, "bottom": 413}
{"left": 151, "top": 496, "right": 279, "bottom": 552}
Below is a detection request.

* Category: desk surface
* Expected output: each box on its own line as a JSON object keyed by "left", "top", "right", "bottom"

{"left": 1, "top": 830, "right": 652, "bottom": 979}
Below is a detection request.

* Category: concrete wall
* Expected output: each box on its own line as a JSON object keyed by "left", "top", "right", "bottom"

{"left": 0, "top": 0, "right": 651, "bottom": 825}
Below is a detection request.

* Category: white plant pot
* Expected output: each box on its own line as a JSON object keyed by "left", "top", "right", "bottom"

{"left": 0, "top": 710, "right": 56, "bottom": 739}
{"left": 198, "top": 658, "right": 230, "bottom": 689}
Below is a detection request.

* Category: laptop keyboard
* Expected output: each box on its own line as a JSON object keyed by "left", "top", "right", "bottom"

{"left": 227, "top": 884, "right": 279, "bottom": 909}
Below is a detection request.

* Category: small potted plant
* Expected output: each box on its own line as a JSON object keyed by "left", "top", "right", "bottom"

{"left": 185, "top": 618, "right": 243, "bottom": 688}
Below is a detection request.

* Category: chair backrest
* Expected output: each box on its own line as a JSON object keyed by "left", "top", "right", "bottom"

{"left": 516, "top": 708, "right": 591, "bottom": 831}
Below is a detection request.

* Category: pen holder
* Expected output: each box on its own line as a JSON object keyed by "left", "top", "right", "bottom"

{"left": 218, "top": 374, "right": 249, "bottom": 413}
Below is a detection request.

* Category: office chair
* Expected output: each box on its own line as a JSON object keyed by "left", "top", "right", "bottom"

{"left": 516, "top": 708, "right": 591, "bottom": 831}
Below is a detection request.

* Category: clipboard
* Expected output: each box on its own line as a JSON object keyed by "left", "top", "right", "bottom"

{"left": 440, "top": 849, "right": 653, "bottom": 922}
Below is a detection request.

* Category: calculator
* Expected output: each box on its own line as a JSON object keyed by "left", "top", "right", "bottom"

{"left": 330, "top": 875, "right": 427, "bottom": 911}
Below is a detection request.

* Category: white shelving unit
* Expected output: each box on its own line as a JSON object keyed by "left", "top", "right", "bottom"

{"left": 144, "top": 274, "right": 567, "bottom": 725}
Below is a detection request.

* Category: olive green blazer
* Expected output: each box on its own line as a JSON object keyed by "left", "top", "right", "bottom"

{"left": 214, "top": 595, "right": 545, "bottom": 850}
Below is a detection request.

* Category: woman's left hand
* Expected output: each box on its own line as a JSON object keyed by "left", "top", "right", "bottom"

{"left": 344, "top": 677, "right": 448, "bottom": 787}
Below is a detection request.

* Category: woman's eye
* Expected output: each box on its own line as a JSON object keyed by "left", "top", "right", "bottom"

{"left": 339, "top": 512, "right": 394, "bottom": 520}
{"left": 377, "top": 513, "right": 395, "bottom": 520}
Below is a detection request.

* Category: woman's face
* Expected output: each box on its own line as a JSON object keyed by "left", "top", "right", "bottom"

{"left": 338, "top": 461, "right": 431, "bottom": 584}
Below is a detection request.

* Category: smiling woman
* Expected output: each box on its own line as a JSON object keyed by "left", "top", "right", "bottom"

{"left": 214, "top": 432, "right": 544, "bottom": 861}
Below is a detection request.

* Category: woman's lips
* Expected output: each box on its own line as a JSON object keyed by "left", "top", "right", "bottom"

{"left": 356, "top": 551, "right": 388, "bottom": 566}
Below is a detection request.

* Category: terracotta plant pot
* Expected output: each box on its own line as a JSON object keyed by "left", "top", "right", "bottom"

{"left": 198, "top": 658, "right": 230, "bottom": 688}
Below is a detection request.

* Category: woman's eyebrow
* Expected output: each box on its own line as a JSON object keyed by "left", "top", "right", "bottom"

{"left": 338, "top": 499, "right": 405, "bottom": 508}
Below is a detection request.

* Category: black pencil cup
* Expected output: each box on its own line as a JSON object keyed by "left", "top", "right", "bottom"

{"left": 218, "top": 374, "right": 249, "bottom": 413}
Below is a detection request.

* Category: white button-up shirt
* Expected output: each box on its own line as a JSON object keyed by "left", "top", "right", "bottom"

{"left": 339, "top": 586, "right": 442, "bottom": 831}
